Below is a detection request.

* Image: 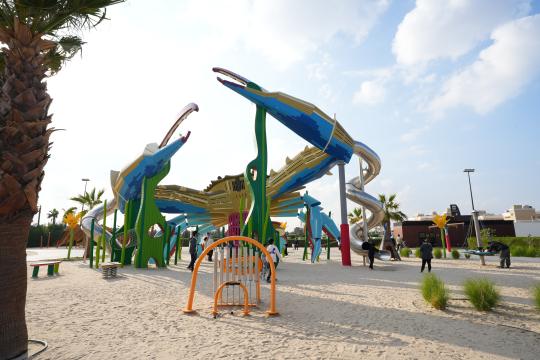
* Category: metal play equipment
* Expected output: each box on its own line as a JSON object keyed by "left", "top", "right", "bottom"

{"left": 183, "top": 236, "right": 278, "bottom": 317}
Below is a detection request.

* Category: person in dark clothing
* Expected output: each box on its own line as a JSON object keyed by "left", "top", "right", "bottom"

{"left": 419, "top": 239, "right": 433, "bottom": 272}
{"left": 362, "top": 241, "right": 376, "bottom": 269}
{"left": 187, "top": 231, "right": 198, "bottom": 271}
{"left": 487, "top": 241, "right": 511, "bottom": 268}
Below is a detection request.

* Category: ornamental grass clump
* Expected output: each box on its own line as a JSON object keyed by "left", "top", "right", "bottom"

{"left": 421, "top": 274, "right": 449, "bottom": 310}
{"left": 433, "top": 248, "right": 442, "bottom": 259}
{"left": 415, "top": 248, "right": 422, "bottom": 258}
{"left": 400, "top": 247, "right": 411, "bottom": 258}
{"left": 533, "top": 284, "right": 540, "bottom": 311}
{"left": 451, "top": 249, "right": 460, "bottom": 259}
{"left": 464, "top": 278, "right": 500, "bottom": 311}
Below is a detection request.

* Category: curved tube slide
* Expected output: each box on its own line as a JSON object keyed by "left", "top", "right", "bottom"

{"left": 346, "top": 141, "right": 390, "bottom": 261}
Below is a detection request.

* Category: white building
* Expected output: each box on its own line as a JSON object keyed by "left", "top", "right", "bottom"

{"left": 503, "top": 205, "right": 540, "bottom": 236}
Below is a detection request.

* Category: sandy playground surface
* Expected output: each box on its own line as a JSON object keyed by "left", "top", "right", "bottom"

{"left": 26, "top": 247, "right": 540, "bottom": 359}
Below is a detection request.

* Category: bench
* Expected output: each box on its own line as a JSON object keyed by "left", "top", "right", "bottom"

{"left": 30, "top": 261, "right": 62, "bottom": 278}
{"left": 101, "top": 262, "right": 121, "bottom": 278}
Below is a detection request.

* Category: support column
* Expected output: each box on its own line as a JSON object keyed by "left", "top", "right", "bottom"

{"left": 338, "top": 162, "right": 351, "bottom": 266}
{"left": 472, "top": 210, "right": 485, "bottom": 265}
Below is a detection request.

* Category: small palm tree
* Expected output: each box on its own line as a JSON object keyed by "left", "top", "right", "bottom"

{"left": 62, "top": 206, "right": 78, "bottom": 220}
{"left": 47, "top": 208, "right": 59, "bottom": 224}
{"left": 378, "top": 193, "right": 407, "bottom": 243}
{"left": 0, "top": 2, "right": 124, "bottom": 358}
{"left": 348, "top": 207, "right": 363, "bottom": 224}
{"left": 71, "top": 187, "right": 105, "bottom": 211}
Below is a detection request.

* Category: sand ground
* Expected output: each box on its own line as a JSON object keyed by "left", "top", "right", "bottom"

{"left": 26, "top": 247, "right": 540, "bottom": 359}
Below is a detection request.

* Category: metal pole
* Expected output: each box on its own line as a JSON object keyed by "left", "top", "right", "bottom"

{"left": 467, "top": 172, "right": 475, "bottom": 211}
{"left": 472, "top": 210, "right": 485, "bottom": 265}
{"left": 464, "top": 169, "right": 485, "bottom": 265}
{"left": 337, "top": 161, "right": 351, "bottom": 266}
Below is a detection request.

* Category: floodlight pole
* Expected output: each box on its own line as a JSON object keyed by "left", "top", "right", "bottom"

{"left": 464, "top": 169, "right": 485, "bottom": 266}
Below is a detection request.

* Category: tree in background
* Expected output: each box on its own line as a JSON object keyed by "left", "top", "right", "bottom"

{"left": 378, "top": 193, "right": 407, "bottom": 245}
{"left": 70, "top": 187, "right": 104, "bottom": 215}
{"left": 0, "top": 2, "right": 124, "bottom": 358}
{"left": 62, "top": 206, "right": 77, "bottom": 220}
{"left": 348, "top": 207, "right": 363, "bottom": 225}
{"left": 47, "top": 208, "right": 58, "bottom": 224}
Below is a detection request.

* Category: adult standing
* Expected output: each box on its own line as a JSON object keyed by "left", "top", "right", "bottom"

{"left": 396, "top": 234, "right": 403, "bottom": 251}
{"left": 420, "top": 239, "right": 433, "bottom": 273}
{"left": 206, "top": 232, "right": 214, "bottom": 262}
{"left": 187, "top": 231, "right": 198, "bottom": 271}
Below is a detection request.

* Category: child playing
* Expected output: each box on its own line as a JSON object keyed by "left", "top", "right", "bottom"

{"left": 266, "top": 238, "right": 282, "bottom": 283}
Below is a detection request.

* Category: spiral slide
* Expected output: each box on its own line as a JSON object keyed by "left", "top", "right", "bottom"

{"left": 346, "top": 141, "right": 390, "bottom": 261}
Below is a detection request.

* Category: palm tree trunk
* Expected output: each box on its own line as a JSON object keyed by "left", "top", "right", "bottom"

{"left": 380, "top": 220, "right": 392, "bottom": 251}
{"left": 0, "top": 213, "right": 31, "bottom": 360}
{"left": 0, "top": 20, "right": 53, "bottom": 359}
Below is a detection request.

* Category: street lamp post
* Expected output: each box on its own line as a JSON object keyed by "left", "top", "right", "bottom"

{"left": 81, "top": 178, "right": 90, "bottom": 214}
{"left": 463, "top": 169, "right": 485, "bottom": 265}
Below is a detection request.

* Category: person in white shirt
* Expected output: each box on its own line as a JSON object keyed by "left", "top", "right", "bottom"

{"left": 266, "top": 238, "right": 282, "bottom": 283}
{"left": 206, "top": 232, "right": 214, "bottom": 262}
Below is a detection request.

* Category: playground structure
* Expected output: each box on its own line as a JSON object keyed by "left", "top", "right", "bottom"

{"left": 80, "top": 67, "right": 387, "bottom": 271}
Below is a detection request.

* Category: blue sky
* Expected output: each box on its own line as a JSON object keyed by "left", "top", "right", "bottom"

{"left": 37, "top": 0, "right": 540, "bottom": 228}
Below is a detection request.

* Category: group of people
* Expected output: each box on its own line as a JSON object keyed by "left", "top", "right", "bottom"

{"left": 186, "top": 231, "right": 283, "bottom": 282}
{"left": 187, "top": 231, "right": 214, "bottom": 271}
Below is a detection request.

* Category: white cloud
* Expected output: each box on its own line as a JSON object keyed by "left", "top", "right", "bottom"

{"left": 430, "top": 14, "right": 540, "bottom": 114}
{"left": 180, "top": 0, "right": 390, "bottom": 69}
{"left": 352, "top": 79, "right": 386, "bottom": 105}
{"left": 400, "top": 126, "right": 427, "bottom": 143}
{"left": 393, "top": 0, "right": 530, "bottom": 65}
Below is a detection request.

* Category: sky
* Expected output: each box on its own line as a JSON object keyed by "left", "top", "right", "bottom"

{"left": 36, "top": 0, "right": 540, "bottom": 230}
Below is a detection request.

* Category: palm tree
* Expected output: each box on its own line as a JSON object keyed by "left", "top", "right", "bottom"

{"left": 0, "top": 2, "right": 123, "bottom": 358}
{"left": 47, "top": 208, "right": 59, "bottom": 224}
{"left": 348, "top": 207, "right": 363, "bottom": 224}
{"left": 70, "top": 187, "right": 104, "bottom": 212}
{"left": 62, "top": 206, "right": 77, "bottom": 220}
{"left": 378, "top": 193, "right": 407, "bottom": 244}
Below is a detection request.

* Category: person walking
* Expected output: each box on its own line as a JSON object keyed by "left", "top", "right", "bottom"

{"left": 187, "top": 231, "right": 198, "bottom": 271}
{"left": 266, "top": 238, "right": 282, "bottom": 283}
{"left": 420, "top": 239, "right": 433, "bottom": 272}
{"left": 206, "top": 232, "right": 214, "bottom": 262}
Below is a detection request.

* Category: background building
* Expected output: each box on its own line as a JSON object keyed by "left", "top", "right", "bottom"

{"left": 503, "top": 205, "right": 540, "bottom": 236}
{"left": 392, "top": 204, "right": 516, "bottom": 248}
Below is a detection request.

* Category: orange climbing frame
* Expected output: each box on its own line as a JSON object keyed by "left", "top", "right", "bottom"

{"left": 183, "top": 236, "right": 278, "bottom": 316}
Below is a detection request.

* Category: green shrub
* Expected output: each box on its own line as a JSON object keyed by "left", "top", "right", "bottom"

{"left": 415, "top": 248, "right": 422, "bottom": 258}
{"left": 433, "top": 248, "right": 442, "bottom": 259}
{"left": 533, "top": 284, "right": 540, "bottom": 311}
{"left": 511, "top": 246, "right": 527, "bottom": 257}
{"left": 464, "top": 278, "right": 500, "bottom": 311}
{"left": 464, "top": 253, "right": 471, "bottom": 259}
{"left": 525, "top": 247, "right": 537, "bottom": 257}
{"left": 400, "top": 247, "right": 411, "bottom": 258}
{"left": 420, "top": 274, "right": 449, "bottom": 310}
{"left": 451, "top": 249, "right": 460, "bottom": 259}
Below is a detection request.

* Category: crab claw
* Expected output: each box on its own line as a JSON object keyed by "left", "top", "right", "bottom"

{"left": 214, "top": 67, "right": 353, "bottom": 163}
{"left": 160, "top": 103, "right": 198, "bottom": 148}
